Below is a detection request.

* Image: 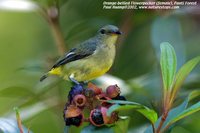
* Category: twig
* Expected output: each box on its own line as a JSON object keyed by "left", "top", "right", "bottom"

{"left": 161, "top": 123, "right": 171, "bottom": 133}
{"left": 117, "top": 10, "right": 133, "bottom": 51}
{"left": 151, "top": 123, "right": 156, "bottom": 133}
{"left": 156, "top": 112, "right": 168, "bottom": 133}
{"left": 14, "top": 107, "right": 24, "bottom": 133}
{"left": 156, "top": 91, "right": 172, "bottom": 133}
{"left": 49, "top": 18, "right": 66, "bottom": 55}
{"left": 47, "top": 6, "right": 66, "bottom": 55}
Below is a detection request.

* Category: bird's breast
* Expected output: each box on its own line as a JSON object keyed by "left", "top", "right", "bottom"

{"left": 94, "top": 43, "right": 116, "bottom": 65}
{"left": 62, "top": 37, "right": 117, "bottom": 81}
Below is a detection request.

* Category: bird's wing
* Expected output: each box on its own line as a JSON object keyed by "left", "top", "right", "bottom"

{"left": 52, "top": 39, "right": 97, "bottom": 68}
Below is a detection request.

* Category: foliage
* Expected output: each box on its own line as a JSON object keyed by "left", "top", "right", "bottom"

{"left": 0, "top": 0, "right": 200, "bottom": 133}
{"left": 160, "top": 42, "right": 177, "bottom": 91}
{"left": 106, "top": 100, "right": 157, "bottom": 124}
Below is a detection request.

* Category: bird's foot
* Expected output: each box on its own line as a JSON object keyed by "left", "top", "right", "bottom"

{"left": 69, "top": 77, "right": 80, "bottom": 85}
{"left": 79, "top": 81, "right": 88, "bottom": 86}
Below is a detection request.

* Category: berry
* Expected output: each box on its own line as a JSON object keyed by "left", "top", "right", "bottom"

{"left": 73, "top": 94, "right": 86, "bottom": 107}
{"left": 64, "top": 105, "right": 83, "bottom": 126}
{"left": 90, "top": 108, "right": 104, "bottom": 126}
{"left": 84, "top": 88, "right": 95, "bottom": 98}
{"left": 89, "top": 106, "right": 118, "bottom": 126}
{"left": 112, "top": 95, "right": 126, "bottom": 101}
{"left": 106, "top": 85, "right": 120, "bottom": 98}
{"left": 68, "top": 84, "right": 84, "bottom": 102}
{"left": 64, "top": 105, "right": 81, "bottom": 118}
{"left": 64, "top": 114, "right": 83, "bottom": 126}
{"left": 88, "top": 82, "right": 102, "bottom": 95}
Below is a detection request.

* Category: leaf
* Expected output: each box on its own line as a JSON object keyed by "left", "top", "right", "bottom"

{"left": 0, "top": 87, "right": 35, "bottom": 98}
{"left": 107, "top": 104, "right": 141, "bottom": 116}
{"left": 64, "top": 126, "right": 70, "bottom": 133}
{"left": 137, "top": 108, "right": 158, "bottom": 124}
{"left": 0, "top": 118, "right": 31, "bottom": 133}
{"left": 160, "top": 42, "right": 177, "bottom": 90}
{"left": 113, "top": 116, "right": 130, "bottom": 133}
{"left": 106, "top": 100, "right": 158, "bottom": 124}
{"left": 189, "top": 90, "right": 200, "bottom": 101}
{"left": 165, "top": 101, "right": 200, "bottom": 129}
{"left": 81, "top": 117, "right": 129, "bottom": 133}
{"left": 81, "top": 125, "right": 114, "bottom": 133}
{"left": 59, "top": 0, "right": 70, "bottom": 6}
{"left": 171, "top": 56, "right": 200, "bottom": 99}
{"left": 151, "top": 17, "right": 186, "bottom": 68}
{"left": 144, "top": 90, "right": 200, "bottom": 133}
{"left": 14, "top": 107, "right": 24, "bottom": 133}
{"left": 106, "top": 100, "right": 141, "bottom": 105}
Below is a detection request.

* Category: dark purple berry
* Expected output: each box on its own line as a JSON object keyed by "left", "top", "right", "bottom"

{"left": 90, "top": 109, "right": 104, "bottom": 126}
{"left": 112, "top": 95, "right": 126, "bottom": 101}
{"left": 68, "top": 84, "right": 84, "bottom": 102}
{"left": 64, "top": 114, "right": 83, "bottom": 126}
{"left": 84, "top": 88, "right": 95, "bottom": 97}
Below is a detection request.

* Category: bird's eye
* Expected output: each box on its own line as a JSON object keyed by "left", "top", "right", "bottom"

{"left": 100, "top": 29, "right": 106, "bottom": 34}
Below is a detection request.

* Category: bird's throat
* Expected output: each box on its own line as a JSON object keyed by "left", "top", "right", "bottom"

{"left": 105, "top": 35, "right": 118, "bottom": 46}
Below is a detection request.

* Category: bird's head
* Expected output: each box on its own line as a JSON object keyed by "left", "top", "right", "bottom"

{"left": 98, "top": 25, "right": 122, "bottom": 36}
{"left": 97, "top": 25, "right": 122, "bottom": 45}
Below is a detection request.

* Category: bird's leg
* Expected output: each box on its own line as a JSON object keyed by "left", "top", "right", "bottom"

{"left": 68, "top": 74, "right": 80, "bottom": 85}
{"left": 69, "top": 76, "right": 80, "bottom": 85}
{"left": 79, "top": 81, "right": 88, "bottom": 86}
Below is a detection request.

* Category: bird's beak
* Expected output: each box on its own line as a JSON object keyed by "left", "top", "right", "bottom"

{"left": 115, "top": 30, "right": 122, "bottom": 35}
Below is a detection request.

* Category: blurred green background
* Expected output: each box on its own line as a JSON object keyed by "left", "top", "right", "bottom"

{"left": 0, "top": 0, "right": 200, "bottom": 133}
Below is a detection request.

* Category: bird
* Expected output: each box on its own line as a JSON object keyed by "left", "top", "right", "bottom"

{"left": 40, "top": 25, "right": 122, "bottom": 84}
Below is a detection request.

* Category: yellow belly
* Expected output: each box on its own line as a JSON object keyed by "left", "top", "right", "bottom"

{"left": 75, "top": 64, "right": 111, "bottom": 81}
{"left": 61, "top": 56, "right": 113, "bottom": 81}
{"left": 49, "top": 35, "right": 117, "bottom": 81}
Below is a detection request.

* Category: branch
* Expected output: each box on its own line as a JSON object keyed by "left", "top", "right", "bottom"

{"left": 47, "top": 6, "right": 66, "bottom": 56}
{"left": 156, "top": 112, "right": 168, "bottom": 133}
{"left": 151, "top": 123, "right": 156, "bottom": 133}
{"left": 156, "top": 91, "right": 171, "bottom": 133}
{"left": 14, "top": 107, "right": 24, "bottom": 133}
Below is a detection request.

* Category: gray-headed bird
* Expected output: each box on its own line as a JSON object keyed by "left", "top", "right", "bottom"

{"left": 40, "top": 25, "right": 122, "bottom": 84}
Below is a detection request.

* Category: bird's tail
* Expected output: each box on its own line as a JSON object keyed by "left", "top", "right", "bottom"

{"left": 40, "top": 67, "right": 61, "bottom": 81}
{"left": 40, "top": 73, "right": 48, "bottom": 82}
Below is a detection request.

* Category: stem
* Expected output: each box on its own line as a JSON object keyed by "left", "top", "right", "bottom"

{"left": 47, "top": 6, "right": 66, "bottom": 56}
{"left": 156, "top": 91, "right": 171, "bottom": 133}
{"left": 156, "top": 111, "right": 168, "bottom": 133}
{"left": 14, "top": 107, "right": 24, "bottom": 133}
{"left": 49, "top": 19, "right": 66, "bottom": 55}
{"left": 151, "top": 123, "right": 156, "bottom": 133}
{"left": 161, "top": 123, "right": 171, "bottom": 133}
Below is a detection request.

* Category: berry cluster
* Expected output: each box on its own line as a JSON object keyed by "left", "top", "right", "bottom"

{"left": 63, "top": 83, "right": 126, "bottom": 127}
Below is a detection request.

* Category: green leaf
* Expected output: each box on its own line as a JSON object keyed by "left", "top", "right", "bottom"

{"left": 81, "top": 117, "right": 130, "bottom": 133}
{"left": 172, "top": 56, "right": 200, "bottom": 97}
{"left": 81, "top": 125, "right": 114, "bottom": 133}
{"left": 160, "top": 42, "right": 177, "bottom": 90}
{"left": 165, "top": 101, "right": 200, "bottom": 129}
{"left": 144, "top": 90, "right": 200, "bottom": 133}
{"left": 113, "top": 116, "right": 130, "bottom": 133}
{"left": 0, "top": 118, "right": 31, "bottom": 133}
{"left": 107, "top": 104, "right": 141, "bottom": 116}
{"left": 64, "top": 126, "right": 70, "bottom": 133}
{"left": 151, "top": 17, "right": 186, "bottom": 67}
{"left": 0, "top": 87, "right": 35, "bottom": 97}
{"left": 137, "top": 108, "right": 158, "bottom": 124}
{"left": 189, "top": 90, "right": 200, "bottom": 101}
{"left": 106, "top": 100, "right": 158, "bottom": 124}
{"left": 106, "top": 100, "right": 141, "bottom": 105}
{"left": 13, "top": 107, "right": 24, "bottom": 133}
